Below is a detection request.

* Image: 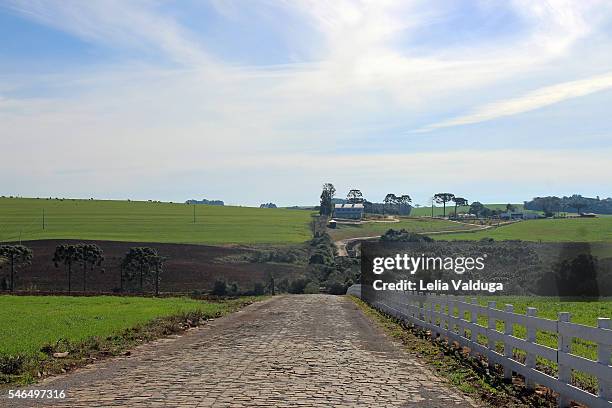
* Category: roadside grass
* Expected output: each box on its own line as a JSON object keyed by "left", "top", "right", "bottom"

{"left": 0, "top": 197, "right": 314, "bottom": 244}
{"left": 327, "top": 217, "right": 480, "bottom": 241}
{"left": 0, "top": 295, "right": 261, "bottom": 385}
{"left": 432, "top": 217, "right": 612, "bottom": 242}
{"left": 350, "top": 296, "right": 554, "bottom": 407}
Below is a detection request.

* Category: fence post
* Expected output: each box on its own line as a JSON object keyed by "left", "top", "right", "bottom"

{"left": 503, "top": 304, "right": 514, "bottom": 381}
{"left": 429, "top": 295, "right": 435, "bottom": 334}
{"left": 558, "top": 312, "right": 571, "bottom": 408}
{"left": 597, "top": 318, "right": 611, "bottom": 402}
{"left": 418, "top": 292, "right": 424, "bottom": 322}
{"left": 457, "top": 297, "right": 464, "bottom": 338}
{"left": 470, "top": 298, "right": 478, "bottom": 356}
{"left": 487, "top": 301, "right": 496, "bottom": 369}
{"left": 525, "top": 307, "right": 537, "bottom": 390}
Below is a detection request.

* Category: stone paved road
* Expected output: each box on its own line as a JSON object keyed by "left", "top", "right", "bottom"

{"left": 5, "top": 295, "right": 482, "bottom": 407}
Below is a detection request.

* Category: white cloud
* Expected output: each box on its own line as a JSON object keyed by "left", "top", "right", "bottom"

{"left": 2, "top": 1, "right": 612, "bottom": 203}
{"left": 417, "top": 71, "right": 612, "bottom": 132}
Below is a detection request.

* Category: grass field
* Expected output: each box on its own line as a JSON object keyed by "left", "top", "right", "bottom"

{"left": 0, "top": 198, "right": 314, "bottom": 244}
{"left": 327, "top": 217, "right": 481, "bottom": 241}
{"left": 433, "top": 217, "right": 612, "bottom": 242}
{"left": 0, "top": 295, "right": 240, "bottom": 356}
{"left": 410, "top": 203, "right": 526, "bottom": 217}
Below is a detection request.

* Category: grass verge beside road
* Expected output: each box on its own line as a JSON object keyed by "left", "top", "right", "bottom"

{"left": 0, "top": 295, "right": 262, "bottom": 385}
{"left": 350, "top": 295, "right": 554, "bottom": 407}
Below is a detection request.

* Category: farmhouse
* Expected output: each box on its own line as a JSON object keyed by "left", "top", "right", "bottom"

{"left": 499, "top": 211, "right": 541, "bottom": 220}
{"left": 334, "top": 203, "right": 364, "bottom": 220}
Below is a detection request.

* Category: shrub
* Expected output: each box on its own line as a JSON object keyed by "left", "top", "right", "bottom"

{"left": 0, "top": 355, "right": 24, "bottom": 375}
{"left": 303, "top": 282, "right": 320, "bottom": 294}
{"left": 211, "top": 279, "right": 227, "bottom": 296}
{"left": 252, "top": 282, "right": 265, "bottom": 296}
{"left": 288, "top": 278, "right": 308, "bottom": 294}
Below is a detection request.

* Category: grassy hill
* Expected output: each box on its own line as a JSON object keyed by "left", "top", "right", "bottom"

{"left": 433, "top": 217, "right": 612, "bottom": 242}
{"left": 0, "top": 198, "right": 314, "bottom": 244}
{"left": 410, "top": 203, "right": 525, "bottom": 217}
{"left": 328, "top": 217, "right": 481, "bottom": 241}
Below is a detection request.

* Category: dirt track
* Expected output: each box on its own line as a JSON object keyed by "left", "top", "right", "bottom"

{"left": 6, "top": 295, "right": 481, "bottom": 407}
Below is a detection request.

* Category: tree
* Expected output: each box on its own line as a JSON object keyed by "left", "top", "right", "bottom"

{"left": 397, "top": 194, "right": 412, "bottom": 206}
{"left": 505, "top": 203, "right": 516, "bottom": 212}
{"left": 346, "top": 189, "right": 364, "bottom": 204}
{"left": 0, "top": 245, "right": 33, "bottom": 292}
{"left": 469, "top": 201, "right": 486, "bottom": 217}
{"left": 150, "top": 253, "right": 167, "bottom": 296}
{"left": 121, "top": 247, "right": 166, "bottom": 294}
{"left": 569, "top": 195, "right": 588, "bottom": 215}
{"left": 383, "top": 193, "right": 397, "bottom": 214}
{"left": 78, "top": 244, "right": 104, "bottom": 292}
{"left": 433, "top": 193, "right": 455, "bottom": 217}
{"left": 53, "top": 244, "right": 81, "bottom": 293}
{"left": 319, "top": 183, "right": 336, "bottom": 216}
{"left": 451, "top": 197, "right": 468, "bottom": 217}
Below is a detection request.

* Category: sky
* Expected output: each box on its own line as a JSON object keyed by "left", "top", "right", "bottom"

{"left": 1, "top": 0, "right": 612, "bottom": 207}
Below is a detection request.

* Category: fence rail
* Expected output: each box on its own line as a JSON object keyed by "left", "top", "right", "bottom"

{"left": 346, "top": 284, "right": 612, "bottom": 408}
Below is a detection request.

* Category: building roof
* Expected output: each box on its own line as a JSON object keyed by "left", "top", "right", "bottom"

{"left": 334, "top": 203, "right": 364, "bottom": 209}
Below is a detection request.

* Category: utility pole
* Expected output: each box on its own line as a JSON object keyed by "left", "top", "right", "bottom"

{"left": 431, "top": 197, "right": 434, "bottom": 218}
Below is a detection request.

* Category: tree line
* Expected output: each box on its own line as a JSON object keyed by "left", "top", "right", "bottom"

{"left": 0, "top": 244, "right": 167, "bottom": 295}
{"left": 319, "top": 184, "right": 413, "bottom": 216}
{"left": 524, "top": 194, "right": 612, "bottom": 216}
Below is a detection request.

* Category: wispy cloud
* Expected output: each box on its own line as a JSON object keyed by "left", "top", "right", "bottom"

{"left": 417, "top": 71, "right": 612, "bottom": 132}
{"left": 2, "top": 1, "right": 612, "bottom": 204}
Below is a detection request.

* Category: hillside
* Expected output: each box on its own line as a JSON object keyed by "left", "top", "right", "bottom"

{"left": 327, "top": 217, "right": 481, "bottom": 241}
{"left": 409, "top": 203, "right": 526, "bottom": 217}
{"left": 432, "top": 216, "right": 612, "bottom": 242}
{"left": 0, "top": 198, "right": 314, "bottom": 244}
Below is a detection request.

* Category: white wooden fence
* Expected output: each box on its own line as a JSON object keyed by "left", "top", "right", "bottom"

{"left": 346, "top": 284, "right": 612, "bottom": 408}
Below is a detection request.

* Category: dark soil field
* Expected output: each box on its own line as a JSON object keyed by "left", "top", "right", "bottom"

{"left": 2, "top": 240, "right": 305, "bottom": 293}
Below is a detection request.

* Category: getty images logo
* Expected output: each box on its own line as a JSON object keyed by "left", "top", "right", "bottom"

{"left": 372, "top": 254, "right": 487, "bottom": 275}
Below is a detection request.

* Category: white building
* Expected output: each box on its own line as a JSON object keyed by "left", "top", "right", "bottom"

{"left": 334, "top": 203, "right": 364, "bottom": 219}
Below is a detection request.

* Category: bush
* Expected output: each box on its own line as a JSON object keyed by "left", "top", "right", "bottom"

{"left": 380, "top": 229, "right": 433, "bottom": 242}
{"left": 0, "top": 355, "right": 24, "bottom": 375}
{"left": 288, "top": 278, "right": 309, "bottom": 294}
{"left": 252, "top": 282, "right": 265, "bottom": 295}
{"left": 211, "top": 279, "right": 227, "bottom": 296}
{"left": 303, "top": 282, "right": 320, "bottom": 294}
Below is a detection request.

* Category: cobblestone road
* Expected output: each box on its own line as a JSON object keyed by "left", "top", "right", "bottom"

{"left": 7, "top": 295, "right": 481, "bottom": 407}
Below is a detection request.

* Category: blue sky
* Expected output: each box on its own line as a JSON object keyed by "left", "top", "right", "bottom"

{"left": 1, "top": 1, "right": 612, "bottom": 206}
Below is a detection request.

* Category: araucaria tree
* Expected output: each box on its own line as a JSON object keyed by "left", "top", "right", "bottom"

{"left": 451, "top": 197, "right": 468, "bottom": 217}
{"left": 78, "top": 244, "right": 104, "bottom": 292}
{"left": 433, "top": 193, "right": 455, "bottom": 217}
{"left": 0, "top": 245, "right": 33, "bottom": 292}
{"left": 121, "top": 247, "right": 167, "bottom": 295}
{"left": 319, "top": 183, "right": 336, "bottom": 216}
{"left": 53, "top": 244, "right": 81, "bottom": 293}
{"left": 347, "top": 189, "right": 364, "bottom": 204}
{"left": 383, "top": 194, "right": 397, "bottom": 214}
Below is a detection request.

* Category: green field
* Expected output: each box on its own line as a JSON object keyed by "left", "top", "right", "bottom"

{"left": 0, "top": 198, "right": 313, "bottom": 244}
{"left": 410, "top": 203, "right": 526, "bottom": 217}
{"left": 0, "top": 295, "right": 237, "bottom": 356}
{"left": 433, "top": 217, "right": 612, "bottom": 242}
{"left": 328, "top": 217, "right": 480, "bottom": 241}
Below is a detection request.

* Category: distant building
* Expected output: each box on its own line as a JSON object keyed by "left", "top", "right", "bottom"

{"left": 185, "top": 199, "right": 224, "bottom": 206}
{"left": 334, "top": 203, "right": 364, "bottom": 219}
{"left": 500, "top": 211, "right": 541, "bottom": 220}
